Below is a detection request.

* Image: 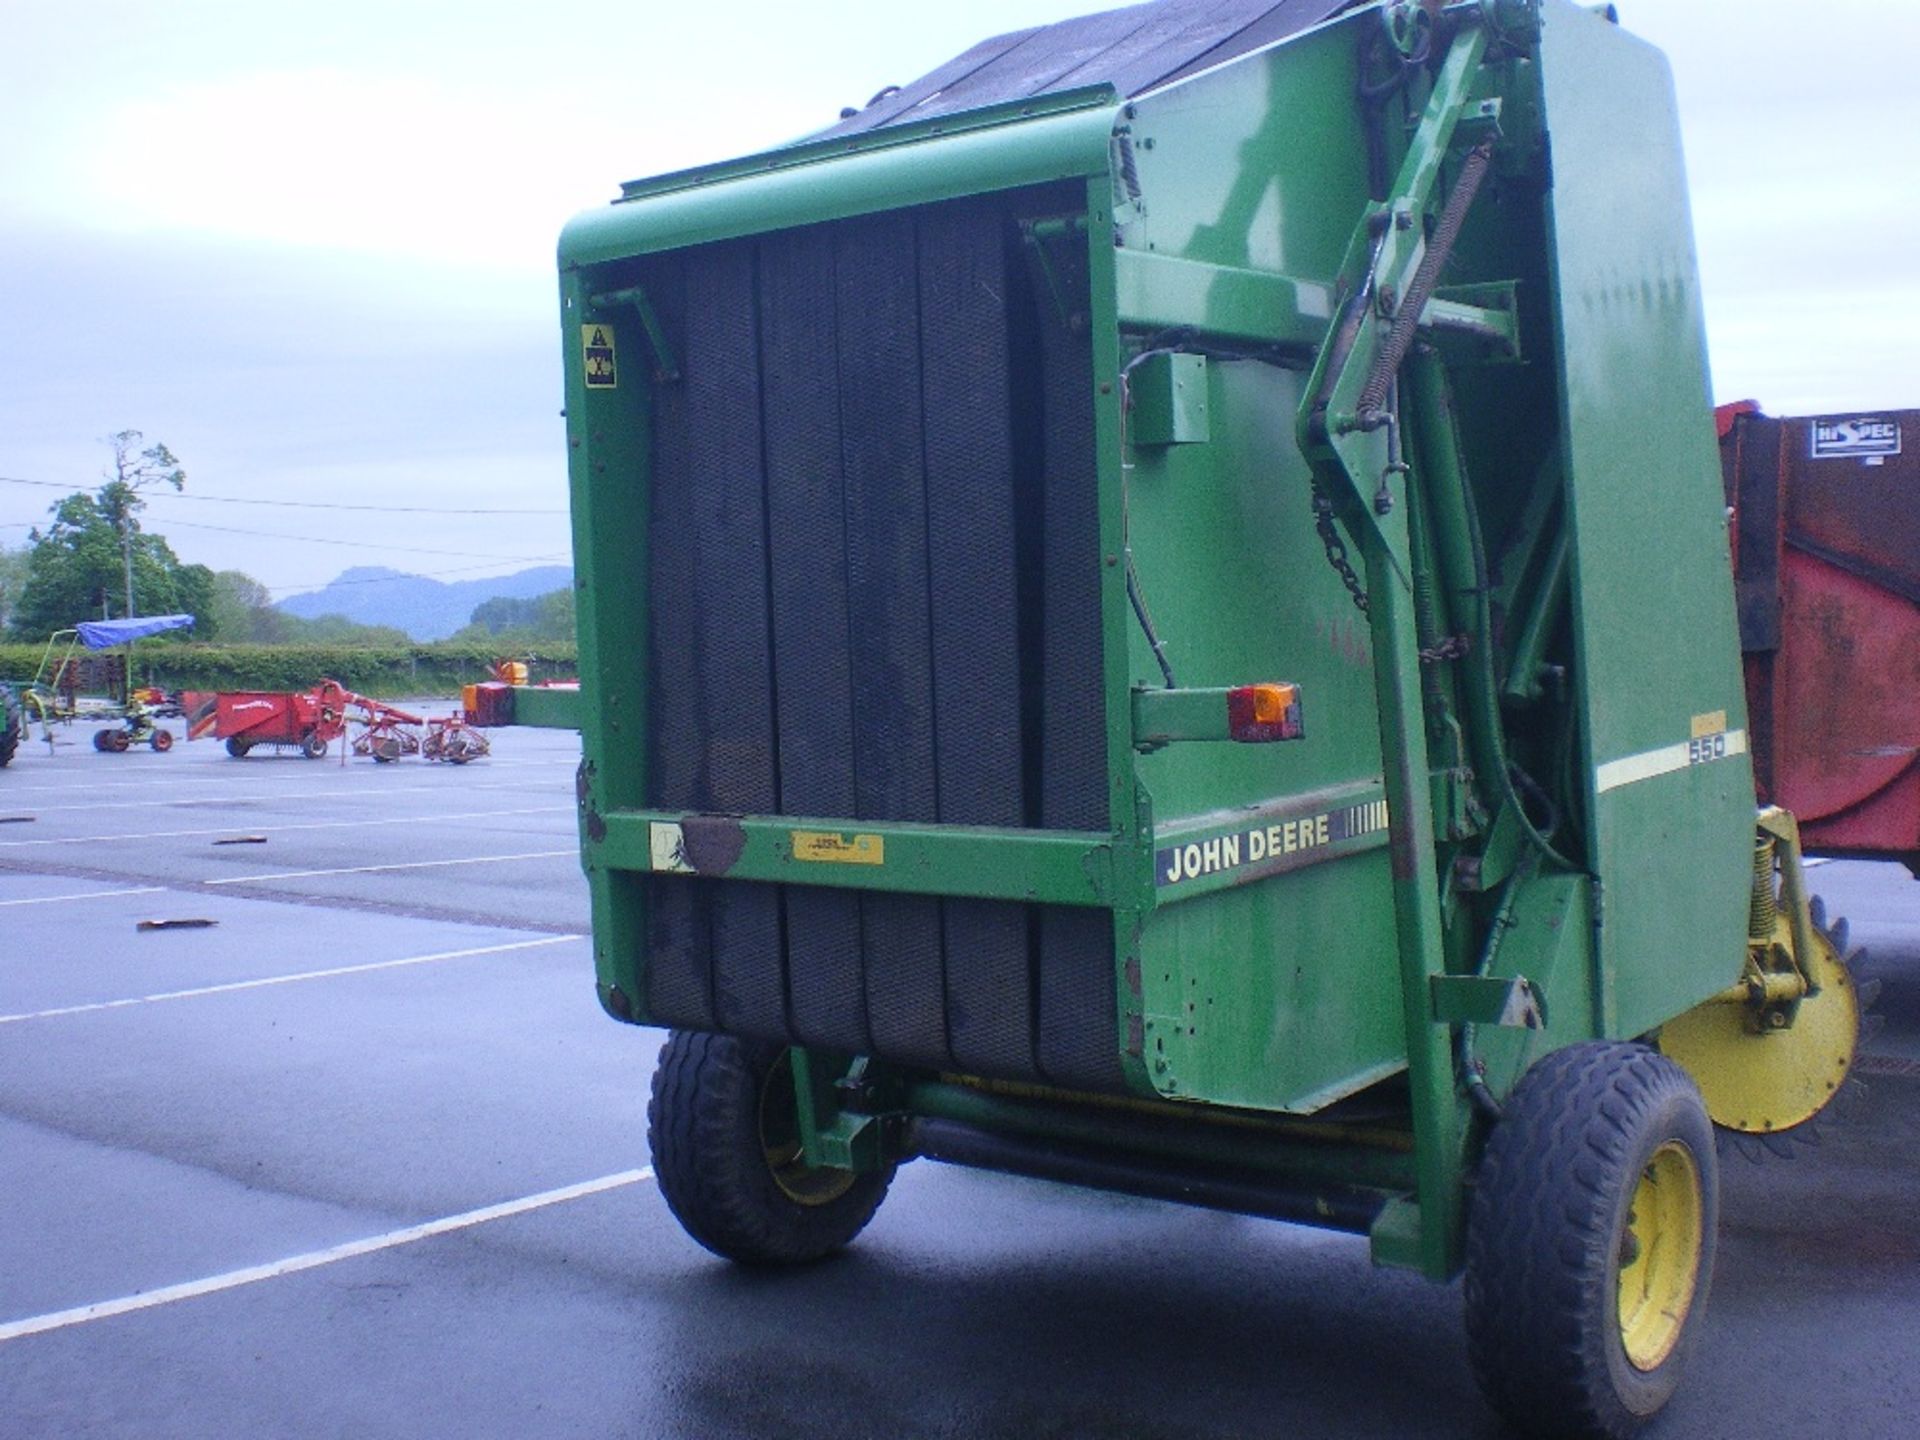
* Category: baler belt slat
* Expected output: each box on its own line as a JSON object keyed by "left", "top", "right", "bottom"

{"left": 641, "top": 254, "right": 720, "bottom": 1031}
{"left": 760, "top": 226, "right": 872, "bottom": 1054}
{"left": 922, "top": 199, "right": 1042, "bottom": 1080}
{"left": 837, "top": 212, "right": 953, "bottom": 1072}
{"left": 685, "top": 242, "right": 788, "bottom": 1044}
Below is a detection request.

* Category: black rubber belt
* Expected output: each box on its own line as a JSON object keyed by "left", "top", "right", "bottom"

{"left": 920, "top": 198, "right": 1041, "bottom": 1081}
{"left": 683, "top": 242, "right": 787, "bottom": 1044}
{"left": 759, "top": 225, "right": 871, "bottom": 1054}
{"left": 641, "top": 254, "right": 717, "bottom": 1030}
{"left": 836, "top": 212, "right": 952, "bottom": 1073}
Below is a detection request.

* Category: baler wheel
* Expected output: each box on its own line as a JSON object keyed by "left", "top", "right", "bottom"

{"left": 1659, "top": 895, "right": 1875, "bottom": 1160}
{"left": 301, "top": 732, "right": 328, "bottom": 760}
{"left": 648, "top": 1030, "right": 894, "bottom": 1265}
{"left": 1465, "top": 1042, "right": 1716, "bottom": 1440}
{"left": 225, "top": 737, "right": 251, "bottom": 758}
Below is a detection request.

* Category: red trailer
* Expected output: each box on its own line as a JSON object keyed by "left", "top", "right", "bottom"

{"left": 1720, "top": 402, "right": 1920, "bottom": 875}
{"left": 185, "top": 681, "right": 353, "bottom": 759}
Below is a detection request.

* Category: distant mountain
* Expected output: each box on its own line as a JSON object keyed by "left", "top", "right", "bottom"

{"left": 278, "top": 565, "right": 574, "bottom": 641}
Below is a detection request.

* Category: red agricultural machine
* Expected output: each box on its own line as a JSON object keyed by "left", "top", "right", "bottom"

{"left": 183, "top": 679, "right": 491, "bottom": 764}
{"left": 1720, "top": 403, "right": 1920, "bottom": 876}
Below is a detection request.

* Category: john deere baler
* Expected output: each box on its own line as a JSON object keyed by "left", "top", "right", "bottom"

{"left": 540, "top": 3, "right": 1867, "bottom": 1434}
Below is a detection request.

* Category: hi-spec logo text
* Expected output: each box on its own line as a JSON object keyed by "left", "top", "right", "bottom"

{"left": 1811, "top": 416, "right": 1901, "bottom": 462}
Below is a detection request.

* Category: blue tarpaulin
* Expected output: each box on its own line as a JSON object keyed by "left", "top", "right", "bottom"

{"left": 74, "top": 614, "right": 195, "bottom": 649}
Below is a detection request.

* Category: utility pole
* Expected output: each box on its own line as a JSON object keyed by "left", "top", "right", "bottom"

{"left": 102, "top": 430, "right": 186, "bottom": 620}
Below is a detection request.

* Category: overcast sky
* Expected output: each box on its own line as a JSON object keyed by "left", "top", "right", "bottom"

{"left": 2, "top": 0, "right": 1912, "bottom": 600}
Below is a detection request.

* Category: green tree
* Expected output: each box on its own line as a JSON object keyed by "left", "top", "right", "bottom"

{"left": 0, "top": 545, "right": 30, "bottom": 634}
{"left": 206, "top": 569, "right": 291, "bottom": 644}
{"left": 280, "top": 612, "right": 411, "bottom": 645}
{"left": 100, "top": 431, "right": 186, "bottom": 620}
{"left": 8, "top": 488, "right": 207, "bottom": 640}
{"left": 456, "top": 587, "right": 576, "bottom": 644}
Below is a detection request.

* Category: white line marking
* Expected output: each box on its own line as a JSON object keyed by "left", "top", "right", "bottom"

{"left": 0, "top": 1168, "right": 653, "bottom": 1344}
{"left": 1594, "top": 729, "right": 1748, "bottom": 794}
{"left": 0, "top": 758, "right": 577, "bottom": 796}
{"left": 11, "top": 780, "right": 560, "bottom": 815}
{"left": 0, "top": 805, "right": 572, "bottom": 850}
{"left": 205, "top": 849, "right": 577, "bottom": 886}
{"left": 0, "top": 935, "right": 583, "bottom": 1025}
{"left": 0, "top": 886, "right": 166, "bottom": 908}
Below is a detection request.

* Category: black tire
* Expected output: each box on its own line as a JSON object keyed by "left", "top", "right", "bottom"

{"left": 150, "top": 729, "right": 174, "bottom": 752}
{"left": 648, "top": 1030, "right": 894, "bottom": 1265}
{"left": 301, "top": 732, "right": 328, "bottom": 760}
{"left": 226, "top": 737, "right": 251, "bottom": 758}
{"left": 105, "top": 729, "right": 131, "bottom": 753}
{"left": 93, "top": 728, "right": 113, "bottom": 752}
{"left": 1465, "top": 1042, "right": 1718, "bottom": 1440}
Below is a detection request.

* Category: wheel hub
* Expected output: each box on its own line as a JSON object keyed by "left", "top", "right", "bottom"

{"left": 1615, "top": 1140, "right": 1704, "bottom": 1372}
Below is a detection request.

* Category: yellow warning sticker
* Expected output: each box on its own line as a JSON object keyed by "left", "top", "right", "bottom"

{"left": 582, "top": 324, "right": 617, "bottom": 389}
{"left": 1691, "top": 710, "right": 1729, "bottom": 739}
{"left": 791, "top": 831, "right": 885, "bottom": 866}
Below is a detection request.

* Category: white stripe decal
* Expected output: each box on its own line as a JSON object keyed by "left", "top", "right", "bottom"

{"left": 0, "top": 1168, "right": 652, "bottom": 1344}
{"left": 1595, "top": 729, "right": 1748, "bottom": 794}
{"left": 0, "top": 935, "right": 583, "bottom": 1025}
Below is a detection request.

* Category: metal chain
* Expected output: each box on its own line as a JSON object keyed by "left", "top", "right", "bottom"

{"left": 1419, "top": 633, "right": 1472, "bottom": 664}
{"left": 1311, "top": 487, "right": 1371, "bottom": 615}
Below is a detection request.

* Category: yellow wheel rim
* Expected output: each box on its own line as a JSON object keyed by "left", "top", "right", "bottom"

{"left": 758, "top": 1055, "right": 857, "bottom": 1208}
{"left": 1616, "top": 1140, "right": 1704, "bottom": 1372}
{"left": 1661, "top": 931, "right": 1858, "bottom": 1135}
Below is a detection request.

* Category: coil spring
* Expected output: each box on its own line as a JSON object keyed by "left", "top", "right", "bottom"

{"left": 1749, "top": 834, "right": 1778, "bottom": 941}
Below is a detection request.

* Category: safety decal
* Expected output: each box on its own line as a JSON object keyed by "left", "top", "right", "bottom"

{"left": 649, "top": 821, "right": 693, "bottom": 873}
{"left": 1156, "top": 798, "right": 1389, "bottom": 888}
{"left": 582, "top": 324, "right": 618, "bottom": 389}
{"left": 1594, "top": 722, "right": 1747, "bottom": 794}
{"left": 791, "top": 831, "right": 885, "bottom": 866}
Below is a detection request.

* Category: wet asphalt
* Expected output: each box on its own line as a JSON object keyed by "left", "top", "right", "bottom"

{"left": 1, "top": 717, "right": 1915, "bottom": 1439}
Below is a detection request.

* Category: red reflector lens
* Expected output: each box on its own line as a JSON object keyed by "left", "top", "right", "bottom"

{"left": 1227, "top": 683, "right": 1303, "bottom": 743}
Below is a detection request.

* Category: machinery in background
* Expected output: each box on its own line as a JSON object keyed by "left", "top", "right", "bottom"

{"left": 1720, "top": 402, "right": 1919, "bottom": 877}
{"left": 183, "top": 679, "right": 490, "bottom": 763}
{"left": 20, "top": 613, "right": 196, "bottom": 754}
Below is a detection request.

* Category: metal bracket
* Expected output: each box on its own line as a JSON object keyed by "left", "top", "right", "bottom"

{"left": 1430, "top": 973, "right": 1546, "bottom": 1029}
{"left": 586, "top": 284, "right": 680, "bottom": 382}
{"left": 1021, "top": 215, "right": 1090, "bottom": 331}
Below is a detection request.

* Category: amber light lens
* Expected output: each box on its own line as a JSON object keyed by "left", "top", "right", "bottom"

{"left": 1226, "top": 683, "right": 1304, "bottom": 743}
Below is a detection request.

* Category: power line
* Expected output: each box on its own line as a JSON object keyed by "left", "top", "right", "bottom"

{"left": 0, "top": 474, "right": 565, "bottom": 516}
{"left": 155, "top": 516, "right": 559, "bottom": 564}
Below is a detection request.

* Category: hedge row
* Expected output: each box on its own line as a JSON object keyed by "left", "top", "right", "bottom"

{"left": 0, "top": 643, "right": 579, "bottom": 699}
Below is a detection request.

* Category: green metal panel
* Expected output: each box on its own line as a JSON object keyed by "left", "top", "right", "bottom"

{"left": 560, "top": 271, "right": 654, "bottom": 1021}
{"left": 558, "top": 94, "right": 1120, "bottom": 267}
{"left": 1117, "top": 17, "right": 1371, "bottom": 282}
{"left": 1118, "top": 345, "right": 1410, "bottom": 1115}
{"left": 1536, "top": 2, "right": 1754, "bottom": 1038}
